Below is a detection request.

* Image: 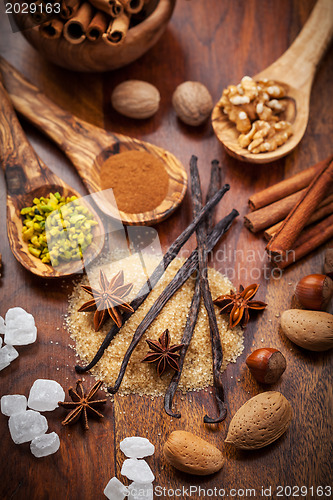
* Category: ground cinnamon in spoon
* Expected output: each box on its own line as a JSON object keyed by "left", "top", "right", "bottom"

{"left": 99, "top": 150, "right": 169, "bottom": 213}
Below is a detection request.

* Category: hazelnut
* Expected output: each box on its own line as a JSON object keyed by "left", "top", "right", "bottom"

{"left": 295, "top": 274, "right": 333, "bottom": 311}
{"left": 172, "top": 81, "right": 213, "bottom": 126}
{"left": 246, "top": 348, "right": 286, "bottom": 384}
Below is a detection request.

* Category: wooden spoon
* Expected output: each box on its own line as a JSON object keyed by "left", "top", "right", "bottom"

{"left": 0, "top": 57, "right": 187, "bottom": 226}
{"left": 212, "top": 0, "right": 333, "bottom": 164}
{"left": 0, "top": 79, "right": 105, "bottom": 278}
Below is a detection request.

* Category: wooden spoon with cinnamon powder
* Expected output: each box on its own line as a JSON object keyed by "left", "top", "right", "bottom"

{"left": 0, "top": 57, "right": 187, "bottom": 226}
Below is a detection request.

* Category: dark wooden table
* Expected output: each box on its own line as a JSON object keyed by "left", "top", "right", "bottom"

{"left": 0, "top": 1, "right": 332, "bottom": 499}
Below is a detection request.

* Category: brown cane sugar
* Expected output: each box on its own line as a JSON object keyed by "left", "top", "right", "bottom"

{"left": 99, "top": 150, "right": 169, "bottom": 213}
{"left": 66, "top": 254, "right": 244, "bottom": 397}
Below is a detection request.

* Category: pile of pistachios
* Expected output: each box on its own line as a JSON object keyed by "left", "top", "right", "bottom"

{"left": 21, "top": 193, "right": 98, "bottom": 266}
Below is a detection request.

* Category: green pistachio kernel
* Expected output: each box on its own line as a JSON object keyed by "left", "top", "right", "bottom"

{"left": 21, "top": 192, "right": 97, "bottom": 267}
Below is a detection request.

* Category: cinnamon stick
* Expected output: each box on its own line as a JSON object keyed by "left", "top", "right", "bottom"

{"left": 63, "top": 2, "right": 94, "bottom": 44}
{"left": 60, "top": 0, "right": 81, "bottom": 20}
{"left": 103, "top": 11, "right": 130, "bottom": 44}
{"left": 121, "top": 0, "right": 144, "bottom": 14}
{"left": 39, "top": 18, "right": 64, "bottom": 39}
{"left": 109, "top": 0, "right": 125, "bottom": 16}
{"left": 248, "top": 155, "right": 333, "bottom": 210}
{"left": 86, "top": 11, "right": 109, "bottom": 41}
{"left": 276, "top": 214, "right": 333, "bottom": 269}
{"left": 267, "top": 160, "right": 333, "bottom": 260}
{"left": 90, "top": 0, "right": 124, "bottom": 16}
{"left": 244, "top": 189, "right": 306, "bottom": 233}
{"left": 264, "top": 194, "right": 333, "bottom": 240}
{"left": 30, "top": 1, "right": 51, "bottom": 24}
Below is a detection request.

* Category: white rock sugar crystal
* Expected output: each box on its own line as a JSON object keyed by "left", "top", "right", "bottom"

{"left": 121, "top": 459, "right": 155, "bottom": 484}
{"left": 0, "top": 336, "right": 2, "bottom": 347}
{"left": 128, "top": 482, "right": 153, "bottom": 500}
{"left": 0, "top": 316, "right": 5, "bottom": 334}
{"left": 28, "top": 379, "right": 65, "bottom": 411}
{"left": 0, "top": 344, "right": 19, "bottom": 371}
{"left": 8, "top": 410, "right": 48, "bottom": 444}
{"left": 104, "top": 477, "right": 129, "bottom": 500}
{"left": 1, "top": 395, "right": 27, "bottom": 416}
{"left": 4, "top": 307, "right": 37, "bottom": 346}
{"left": 30, "top": 432, "right": 60, "bottom": 458}
{"left": 120, "top": 437, "right": 155, "bottom": 458}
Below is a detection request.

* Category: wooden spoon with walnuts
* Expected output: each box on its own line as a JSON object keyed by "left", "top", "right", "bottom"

{"left": 212, "top": 0, "right": 333, "bottom": 164}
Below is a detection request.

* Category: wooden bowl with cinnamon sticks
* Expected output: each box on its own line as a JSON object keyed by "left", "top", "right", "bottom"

{"left": 13, "top": 0, "right": 176, "bottom": 72}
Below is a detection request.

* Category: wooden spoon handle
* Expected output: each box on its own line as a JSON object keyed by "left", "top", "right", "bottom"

{"left": 260, "top": 0, "right": 333, "bottom": 89}
{"left": 0, "top": 80, "right": 53, "bottom": 194}
{"left": 0, "top": 57, "right": 115, "bottom": 168}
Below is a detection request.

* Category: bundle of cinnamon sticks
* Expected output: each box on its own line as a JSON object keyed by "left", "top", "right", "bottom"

{"left": 32, "top": 0, "right": 152, "bottom": 45}
{"left": 244, "top": 154, "right": 333, "bottom": 268}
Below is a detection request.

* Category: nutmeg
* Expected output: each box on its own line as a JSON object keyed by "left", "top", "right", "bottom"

{"left": 246, "top": 348, "right": 286, "bottom": 384}
{"left": 172, "top": 81, "right": 213, "bottom": 126}
{"left": 295, "top": 274, "right": 333, "bottom": 311}
{"left": 111, "top": 80, "right": 160, "bottom": 119}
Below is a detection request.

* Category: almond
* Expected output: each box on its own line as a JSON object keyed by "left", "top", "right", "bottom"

{"left": 163, "top": 430, "right": 224, "bottom": 475}
{"left": 281, "top": 309, "right": 333, "bottom": 351}
{"left": 225, "top": 391, "right": 292, "bottom": 450}
{"left": 111, "top": 80, "right": 160, "bottom": 119}
{"left": 172, "top": 81, "right": 213, "bottom": 126}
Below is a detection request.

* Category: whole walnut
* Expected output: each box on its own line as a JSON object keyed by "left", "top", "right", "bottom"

{"left": 172, "top": 81, "right": 213, "bottom": 126}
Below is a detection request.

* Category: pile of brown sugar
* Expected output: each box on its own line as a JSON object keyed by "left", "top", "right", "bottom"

{"left": 66, "top": 254, "right": 244, "bottom": 397}
{"left": 99, "top": 150, "right": 169, "bottom": 213}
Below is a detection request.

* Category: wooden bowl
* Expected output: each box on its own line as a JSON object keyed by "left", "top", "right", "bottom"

{"left": 13, "top": 0, "right": 176, "bottom": 72}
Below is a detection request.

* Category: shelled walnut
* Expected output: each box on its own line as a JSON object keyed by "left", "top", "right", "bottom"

{"left": 218, "top": 76, "right": 293, "bottom": 153}
{"left": 239, "top": 120, "right": 293, "bottom": 154}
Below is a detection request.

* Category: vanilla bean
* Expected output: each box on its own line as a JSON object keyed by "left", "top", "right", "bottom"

{"left": 165, "top": 160, "right": 221, "bottom": 418}
{"left": 108, "top": 206, "right": 238, "bottom": 394}
{"left": 164, "top": 279, "right": 201, "bottom": 418}
{"left": 206, "top": 159, "right": 221, "bottom": 234}
{"left": 75, "top": 186, "right": 231, "bottom": 373}
{"left": 190, "top": 156, "right": 227, "bottom": 424}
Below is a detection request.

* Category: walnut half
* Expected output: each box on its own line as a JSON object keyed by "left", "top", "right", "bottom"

{"left": 239, "top": 120, "right": 293, "bottom": 154}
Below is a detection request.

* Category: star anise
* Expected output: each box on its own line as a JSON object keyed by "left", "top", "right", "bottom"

{"left": 58, "top": 379, "right": 107, "bottom": 430}
{"left": 213, "top": 284, "right": 267, "bottom": 328}
{"left": 142, "top": 329, "right": 184, "bottom": 377}
{"left": 78, "top": 269, "right": 134, "bottom": 331}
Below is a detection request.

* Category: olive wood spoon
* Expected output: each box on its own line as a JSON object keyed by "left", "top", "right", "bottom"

{"left": 0, "top": 57, "right": 187, "bottom": 226}
{"left": 0, "top": 79, "right": 105, "bottom": 278}
{"left": 212, "top": 0, "right": 333, "bottom": 164}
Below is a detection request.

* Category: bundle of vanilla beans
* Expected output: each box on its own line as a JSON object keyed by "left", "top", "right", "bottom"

{"left": 30, "top": 0, "right": 156, "bottom": 45}
{"left": 75, "top": 157, "right": 239, "bottom": 423}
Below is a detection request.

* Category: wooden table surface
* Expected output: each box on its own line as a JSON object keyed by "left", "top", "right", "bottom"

{"left": 0, "top": 1, "right": 332, "bottom": 499}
